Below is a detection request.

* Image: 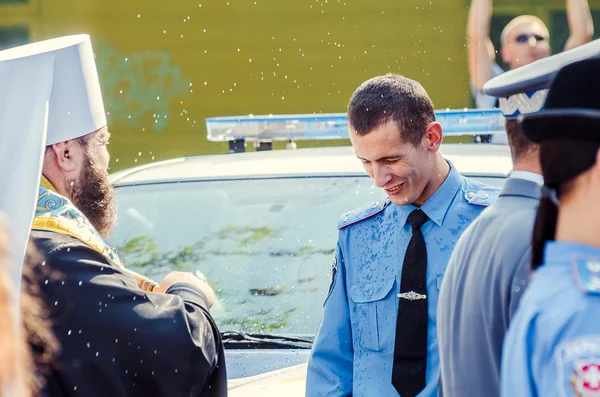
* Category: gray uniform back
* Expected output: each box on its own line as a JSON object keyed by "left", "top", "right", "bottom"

{"left": 437, "top": 178, "right": 540, "bottom": 397}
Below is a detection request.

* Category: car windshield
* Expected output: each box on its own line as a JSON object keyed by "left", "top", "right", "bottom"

{"left": 107, "top": 174, "right": 506, "bottom": 339}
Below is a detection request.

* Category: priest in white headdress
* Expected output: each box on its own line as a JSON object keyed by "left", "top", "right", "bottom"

{"left": 0, "top": 35, "right": 227, "bottom": 397}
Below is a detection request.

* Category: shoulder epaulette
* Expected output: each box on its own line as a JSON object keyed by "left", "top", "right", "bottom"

{"left": 338, "top": 198, "right": 391, "bottom": 230}
{"left": 464, "top": 189, "right": 500, "bottom": 207}
{"left": 573, "top": 257, "right": 600, "bottom": 295}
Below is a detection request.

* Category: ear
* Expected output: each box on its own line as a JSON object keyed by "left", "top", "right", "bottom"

{"left": 425, "top": 122, "right": 443, "bottom": 152}
{"left": 50, "top": 141, "right": 78, "bottom": 173}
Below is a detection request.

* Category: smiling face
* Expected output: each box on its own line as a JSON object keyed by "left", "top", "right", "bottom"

{"left": 347, "top": 74, "right": 443, "bottom": 206}
{"left": 350, "top": 119, "right": 442, "bottom": 206}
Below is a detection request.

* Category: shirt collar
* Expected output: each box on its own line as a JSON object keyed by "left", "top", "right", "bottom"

{"left": 395, "top": 161, "right": 462, "bottom": 228}
{"left": 544, "top": 241, "right": 600, "bottom": 265}
{"left": 510, "top": 170, "right": 544, "bottom": 186}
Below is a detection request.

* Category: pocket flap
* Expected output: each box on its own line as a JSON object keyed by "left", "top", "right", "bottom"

{"left": 348, "top": 278, "right": 395, "bottom": 303}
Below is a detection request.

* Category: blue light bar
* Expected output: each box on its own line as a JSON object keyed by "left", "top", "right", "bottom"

{"left": 205, "top": 109, "right": 505, "bottom": 142}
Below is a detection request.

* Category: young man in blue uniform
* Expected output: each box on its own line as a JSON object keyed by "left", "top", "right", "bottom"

{"left": 501, "top": 57, "right": 600, "bottom": 397}
{"left": 305, "top": 74, "right": 498, "bottom": 397}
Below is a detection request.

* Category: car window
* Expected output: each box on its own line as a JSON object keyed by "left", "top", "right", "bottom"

{"left": 107, "top": 175, "right": 506, "bottom": 338}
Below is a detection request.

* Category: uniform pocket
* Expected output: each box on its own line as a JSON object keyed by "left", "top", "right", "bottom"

{"left": 348, "top": 278, "right": 396, "bottom": 352}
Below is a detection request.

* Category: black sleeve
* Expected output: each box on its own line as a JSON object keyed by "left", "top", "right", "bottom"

{"left": 31, "top": 231, "right": 227, "bottom": 397}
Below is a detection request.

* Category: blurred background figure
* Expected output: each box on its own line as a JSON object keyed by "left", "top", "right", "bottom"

{"left": 468, "top": 0, "right": 594, "bottom": 110}
{"left": 0, "top": 215, "right": 58, "bottom": 397}
{"left": 0, "top": 214, "right": 30, "bottom": 397}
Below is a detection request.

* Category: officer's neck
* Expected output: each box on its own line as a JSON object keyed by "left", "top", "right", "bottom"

{"left": 512, "top": 152, "right": 542, "bottom": 175}
{"left": 413, "top": 154, "right": 450, "bottom": 207}
{"left": 555, "top": 193, "right": 600, "bottom": 250}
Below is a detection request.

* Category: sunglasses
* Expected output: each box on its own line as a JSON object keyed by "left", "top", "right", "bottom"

{"left": 514, "top": 34, "right": 546, "bottom": 43}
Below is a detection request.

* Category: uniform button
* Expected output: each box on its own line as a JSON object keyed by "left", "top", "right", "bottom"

{"left": 481, "top": 194, "right": 489, "bottom": 199}
{"left": 372, "top": 201, "right": 380, "bottom": 208}
{"left": 468, "top": 192, "right": 475, "bottom": 199}
{"left": 366, "top": 289, "right": 373, "bottom": 296}
{"left": 344, "top": 216, "right": 349, "bottom": 222}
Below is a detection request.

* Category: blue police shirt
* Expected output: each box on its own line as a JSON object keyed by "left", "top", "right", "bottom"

{"left": 306, "top": 162, "right": 498, "bottom": 397}
{"left": 501, "top": 241, "right": 600, "bottom": 397}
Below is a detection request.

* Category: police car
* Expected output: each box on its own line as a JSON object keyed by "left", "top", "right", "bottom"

{"left": 107, "top": 110, "right": 512, "bottom": 395}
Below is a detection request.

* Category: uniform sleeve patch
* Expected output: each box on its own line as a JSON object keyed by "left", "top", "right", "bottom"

{"left": 325, "top": 253, "right": 339, "bottom": 304}
{"left": 465, "top": 189, "right": 499, "bottom": 207}
{"left": 555, "top": 336, "right": 600, "bottom": 396}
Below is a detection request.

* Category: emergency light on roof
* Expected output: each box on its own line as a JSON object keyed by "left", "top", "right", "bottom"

{"left": 205, "top": 109, "right": 505, "bottom": 142}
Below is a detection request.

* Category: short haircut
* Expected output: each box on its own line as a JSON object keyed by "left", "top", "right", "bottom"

{"left": 347, "top": 74, "right": 436, "bottom": 147}
{"left": 505, "top": 119, "right": 538, "bottom": 161}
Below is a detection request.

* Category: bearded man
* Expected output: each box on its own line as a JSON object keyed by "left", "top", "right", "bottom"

{"left": 7, "top": 35, "right": 228, "bottom": 397}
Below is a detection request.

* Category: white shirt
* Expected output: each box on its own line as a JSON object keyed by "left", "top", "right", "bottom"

{"left": 510, "top": 170, "right": 544, "bottom": 186}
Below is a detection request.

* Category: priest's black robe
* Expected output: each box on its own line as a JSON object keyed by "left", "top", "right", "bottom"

{"left": 29, "top": 230, "right": 227, "bottom": 397}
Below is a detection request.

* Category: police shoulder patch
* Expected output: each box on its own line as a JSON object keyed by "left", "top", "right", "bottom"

{"left": 555, "top": 336, "right": 600, "bottom": 396}
{"left": 325, "top": 253, "right": 339, "bottom": 303}
{"left": 337, "top": 198, "right": 390, "bottom": 230}
{"left": 572, "top": 257, "right": 600, "bottom": 295}
{"left": 464, "top": 189, "right": 500, "bottom": 207}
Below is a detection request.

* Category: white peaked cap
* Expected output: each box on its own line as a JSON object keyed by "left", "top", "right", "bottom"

{"left": 0, "top": 34, "right": 106, "bottom": 321}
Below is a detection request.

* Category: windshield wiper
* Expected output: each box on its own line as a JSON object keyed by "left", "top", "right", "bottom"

{"left": 221, "top": 330, "right": 313, "bottom": 349}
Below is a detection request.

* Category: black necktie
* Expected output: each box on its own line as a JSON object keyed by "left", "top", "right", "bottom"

{"left": 392, "top": 209, "right": 430, "bottom": 397}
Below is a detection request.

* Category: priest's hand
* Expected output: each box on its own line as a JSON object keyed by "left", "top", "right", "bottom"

{"left": 155, "top": 271, "right": 216, "bottom": 309}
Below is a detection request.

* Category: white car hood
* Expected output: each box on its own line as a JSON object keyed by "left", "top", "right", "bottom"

{"left": 228, "top": 363, "right": 307, "bottom": 396}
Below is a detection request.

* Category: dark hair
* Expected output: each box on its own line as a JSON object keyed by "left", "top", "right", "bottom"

{"left": 531, "top": 140, "right": 600, "bottom": 269}
{"left": 347, "top": 74, "right": 436, "bottom": 147}
{"left": 505, "top": 119, "right": 538, "bottom": 161}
